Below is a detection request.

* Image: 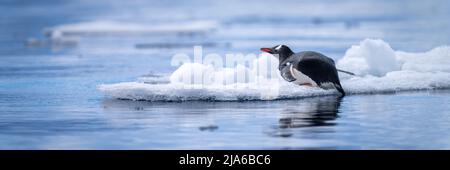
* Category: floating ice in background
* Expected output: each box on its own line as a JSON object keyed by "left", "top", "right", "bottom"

{"left": 136, "top": 73, "right": 170, "bottom": 84}
{"left": 44, "top": 20, "right": 218, "bottom": 38}
{"left": 99, "top": 39, "right": 450, "bottom": 101}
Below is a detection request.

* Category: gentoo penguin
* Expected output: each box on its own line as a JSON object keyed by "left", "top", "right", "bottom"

{"left": 261, "top": 45, "right": 352, "bottom": 96}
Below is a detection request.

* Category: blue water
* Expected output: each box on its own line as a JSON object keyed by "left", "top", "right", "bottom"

{"left": 1, "top": 0, "right": 450, "bottom": 149}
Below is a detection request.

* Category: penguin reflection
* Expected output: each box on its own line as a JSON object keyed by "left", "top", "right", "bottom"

{"left": 277, "top": 96, "right": 342, "bottom": 129}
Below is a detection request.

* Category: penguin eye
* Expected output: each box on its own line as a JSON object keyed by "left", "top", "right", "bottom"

{"left": 274, "top": 45, "right": 283, "bottom": 52}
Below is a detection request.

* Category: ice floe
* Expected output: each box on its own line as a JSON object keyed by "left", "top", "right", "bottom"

{"left": 99, "top": 39, "right": 450, "bottom": 101}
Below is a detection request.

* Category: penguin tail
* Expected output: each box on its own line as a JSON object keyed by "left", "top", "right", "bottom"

{"left": 337, "top": 69, "right": 355, "bottom": 76}
{"left": 334, "top": 83, "right": 346, "bottom": 97}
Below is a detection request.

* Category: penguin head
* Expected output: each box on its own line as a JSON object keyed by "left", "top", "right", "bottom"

{"left": 260, "top": 45, "right": 294, "bottom": 59}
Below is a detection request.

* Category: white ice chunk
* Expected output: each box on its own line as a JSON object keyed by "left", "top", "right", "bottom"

{"left": 99, "top": 39, "right": 450, "bottom": 101}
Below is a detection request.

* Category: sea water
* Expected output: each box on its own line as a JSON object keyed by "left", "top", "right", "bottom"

{"left": 1, "top": 0, "right": 450, "bottom": 149}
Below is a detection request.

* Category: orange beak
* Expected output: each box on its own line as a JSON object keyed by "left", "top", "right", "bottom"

{"left": 260, "top": 48, "right": 272, "bottom": 53}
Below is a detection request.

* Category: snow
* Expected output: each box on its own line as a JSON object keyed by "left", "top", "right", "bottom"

{"left": 99, "top": 39, "right": 450, "bottom": 101}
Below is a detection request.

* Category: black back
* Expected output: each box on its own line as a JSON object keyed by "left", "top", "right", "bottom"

{"left": 279, "top": 51, "right": 345, "bottom": 96}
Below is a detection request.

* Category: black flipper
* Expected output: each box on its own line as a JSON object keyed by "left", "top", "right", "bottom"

{"left": 334, "top": 83, "right": 345, "bottom": 97}
{"left": 294, "top": 51, "right": 346, "bottom": 97}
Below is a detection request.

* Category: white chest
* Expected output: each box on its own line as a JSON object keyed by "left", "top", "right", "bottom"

{"left": 290, "top": 65, "right": 318, "bottom": 86}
